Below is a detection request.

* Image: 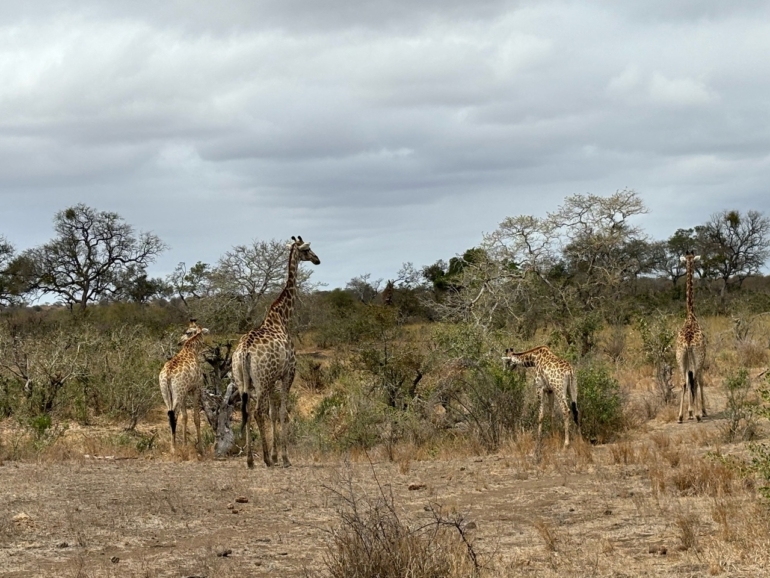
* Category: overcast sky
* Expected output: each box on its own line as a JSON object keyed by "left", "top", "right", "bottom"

{"left": 1, "top": 1, "right": 769, "bottom": 288}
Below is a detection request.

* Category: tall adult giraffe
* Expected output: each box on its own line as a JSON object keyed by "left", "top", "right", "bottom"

{"left": 232, "top": 236, "right": 320, "bottom": 468}
{"left": 676, "top": 250, "right": 706, "bottom": 422}
{"left": 159, "top": 319, "right": 210, "bottom": 455}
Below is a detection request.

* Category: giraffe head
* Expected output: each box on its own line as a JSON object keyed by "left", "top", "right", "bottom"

{"left": 178, "top": 318, "right": 210, "bottom": 346}
{"left": 501, "top": 348, "right": 526, "bottom": 369}
{"left": 290, "top": 235, "right": 321, "bottom": 265}
{"left": 679, "top": 250, "right": 701, "bottom": 265}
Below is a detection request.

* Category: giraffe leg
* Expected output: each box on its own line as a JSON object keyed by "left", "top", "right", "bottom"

{"left": 693, "top": 373, "right": 702, "bottom": 422}
{"left": 168, "top": 406, "right": 177, "bottom": 455}
{"left": 256, "top": 388, "right": 273, "bottom": 467}
{"left": 699, "top": 373, "right": 706, "bottom": 418}
{"left": 280, "top": 367, "right": 295, "bottom": 467}
{"left": 536, "top": 382, "right": 546, "bottom": 454}
{"left": 547, "top": 390, "right": 556, "bottom": 444}
{"left": 270, "top": 388, "right": 279, "bottom": 465}
{"left": 561, "top": 375, "right": 571, "bottom": 448}
{"left": 181, "top": 402, "right": 189, "bottom": 447}
{"left": 677, "top": 371, "right": 687, "bottom": 423}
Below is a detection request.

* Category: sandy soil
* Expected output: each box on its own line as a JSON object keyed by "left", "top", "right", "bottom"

{"left": 2, "top": 406, "right": 766, "bottom": 578}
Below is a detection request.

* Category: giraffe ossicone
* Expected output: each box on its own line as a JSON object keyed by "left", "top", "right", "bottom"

{"left": 232, "top": 235, "right": 320, "bottom": 468}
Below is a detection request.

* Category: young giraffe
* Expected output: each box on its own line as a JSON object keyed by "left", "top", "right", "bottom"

{"left": 232, "top": 236, "right": 320, "bottom": 468}
{"left": 502, "top": 346, "right": 580, "bottom": 447}
{"left": 676, "top": 250, "right": 707, "bottom": 423}
{"left": 159, "top": 319, "right": 210, "bottom": 455}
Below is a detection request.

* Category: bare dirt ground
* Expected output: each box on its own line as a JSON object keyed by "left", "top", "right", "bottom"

{"left": 1, "top": 406, "right": 769, "bottom": 577}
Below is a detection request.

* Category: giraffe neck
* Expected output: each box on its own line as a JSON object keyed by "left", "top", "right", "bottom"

{"left": 511, "top": 348, "right": 543, "bottom": 368}
{"left": 685, "top": 257, "right": 695, "bottom": 318}
{"left": 266, "top": 244, "right": 299, "bottom": 329}
{"left": 182, "top": 332, "right": 206, "bottom": 355}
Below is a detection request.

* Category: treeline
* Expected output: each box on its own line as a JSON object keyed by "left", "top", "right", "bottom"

{"left": 1, "top": 190, "right": 770, "bottom": 455}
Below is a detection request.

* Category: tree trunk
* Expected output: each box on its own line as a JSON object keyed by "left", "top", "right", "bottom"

{"left": 201, "top": 380, "right": 239, "bottom": 457}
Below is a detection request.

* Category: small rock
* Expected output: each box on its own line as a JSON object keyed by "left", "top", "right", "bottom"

{"left": 460, "top": 467, "right": 466, "bottom": 471}
{"left": 232, "top": 509, "right": 239, "bottom": 514}
{"left": 12, "top": 513, "right": 31, "bottom": 523}
{"left": 465, "top": 522, "right": 477, "bottom": 530}
{"left": 649, "top": 544, "right": 667, "bottom": 555}
{"left": 255, "top": 538, "right": 271, "bottom": 543}
{"left": 569, "top": 508, "right": 574, "bottom": 512}
{"left": 217, "top": 548, "right": 233, "bottom": 558}
{"left": 235, "top": 496, "right": 249, "bottom": 504}
{"left": 604, "top": 509, "right": 612, "bottom": 516}
{"left": 56, "top": 542, "right": 69, "bottom": 549}
{"left": 110, "top": 556, "right": 120, "bottom": 564}
{"left": 408, "top": 483, "right": 427, "bottom": 491}
{"left": 227, "top": 503, "right": 234, "bottom": 510}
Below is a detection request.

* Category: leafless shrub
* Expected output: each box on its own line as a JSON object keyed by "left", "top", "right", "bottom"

{"left": 602, "top": 325, "right": 626, "bottom": 363}
{"left": 311, "top": 464, "right": 482, "bottom": 578}
{"left": 534, "top": 519, "right": 558, "bottom": 552}
{"left": 675, "top": 512, "right": 700, "bottom": 551}
{"left": 669, "top": 455, "right": 736, "bottom": 497}
{"left": 736, "top": 340, "right": 768, "bottom": 368}
{"left": 609, "top": 441, "right": 637, "bottom": 465}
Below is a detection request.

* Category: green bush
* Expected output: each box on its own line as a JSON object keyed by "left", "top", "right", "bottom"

{"left": 576, "top": 363, "right": 624, "bottom": 443}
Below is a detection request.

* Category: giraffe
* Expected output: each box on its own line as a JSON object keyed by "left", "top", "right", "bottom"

{"left": 159, "top": 319, "right": 210, "bottom": 455}
{"left": 502, "top": 346, "right": 580, "bottom": 447}
{"left": 676, "top": 250, "right": 706, "bottom": 423}
{"left": 232, "top": 236, "right": 320, "bottom": 468}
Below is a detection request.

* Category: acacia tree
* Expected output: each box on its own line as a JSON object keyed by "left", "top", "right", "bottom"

{"left": 26, "top": 204, "right": 166, "bottom": 311}
{"left": 651, "top": 228, "right": 697, "bottom": 286}
{"left": 700, "top": 210, "right": 770, "bottom": 300}
{"left": 168, "top": 239, "right": 317, "bottom": 332}
{"left": 453, "top": 190, "right": 652, "bottom": 353}
{"left": 0, "top": 236, "right": 16, "bottom": 305}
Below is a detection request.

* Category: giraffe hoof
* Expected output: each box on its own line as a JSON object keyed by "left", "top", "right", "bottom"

{"left": 282, "top": 458, "right": 292, "bottom": 468}
{"left": 677, "top": 417, "right": 683, "bottom": 424}
{"left": 696, "top": 416, "right": 701, "bottom": 422}
{"left": 247, "top": 456, "right": 255, "bottom": 469}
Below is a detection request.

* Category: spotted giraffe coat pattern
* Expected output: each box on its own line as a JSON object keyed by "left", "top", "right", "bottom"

{"left": 232, "top": 236, "right": 320, "bottom": 468}
{"left": 159, "top": 319, "right": 209, "bottom": 454}
{"left": 502, "top": 346, "right": 580, "bottom": 447}
{"left": 676, "top": 251, "right": 706, "bottom": 422}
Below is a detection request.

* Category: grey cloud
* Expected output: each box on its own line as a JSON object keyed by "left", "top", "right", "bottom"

{"left": 2, "top": 1, "right": 770, "bottom": 289}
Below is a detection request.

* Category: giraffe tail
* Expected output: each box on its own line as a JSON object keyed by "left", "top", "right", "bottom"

{"left": 167, "top": 410, "right": 177, "bottom": 437}
{"left": 569, "top": 373, "right": 579, "bottom": 427}
{"left": 161, "top": 372, "right": 176, "bottom": 436}
{"left": 686, "top": 348, "right": 697, "bottom": 401}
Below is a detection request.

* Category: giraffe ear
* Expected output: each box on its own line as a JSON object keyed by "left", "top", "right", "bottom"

{"left": 298, "top": 242, "right": 310, "bottom": 250}
{"left": 693, "top": 255, "right": 701, "bottom": 262}
{"left": 679, "top": 255, "right": 687, "bottom": 264}
{"left": 201, "top": 328, "right": 210, "bottom": 334}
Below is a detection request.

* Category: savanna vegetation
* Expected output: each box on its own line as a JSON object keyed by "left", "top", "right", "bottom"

{"left": 3, "top": 191, "right": 770, "bottom": 576}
